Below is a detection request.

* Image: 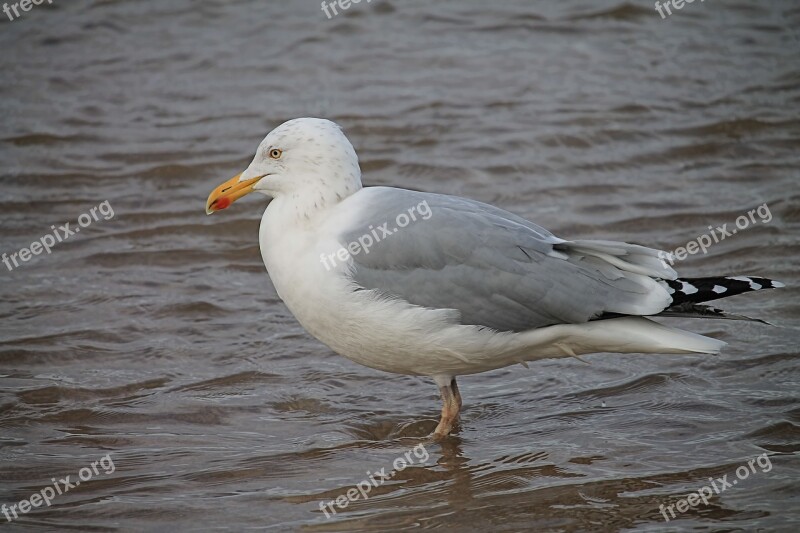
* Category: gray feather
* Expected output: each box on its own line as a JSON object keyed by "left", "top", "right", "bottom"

{"left": 340, "top": 187, "right": 673, "bottom": 332}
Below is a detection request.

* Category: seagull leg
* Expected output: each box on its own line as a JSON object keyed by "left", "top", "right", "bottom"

{"left": 451, "top": 377, "right": 463, "bottom": 411}
{"left": 433, "top": 377, "right": 461, "bottom": 438}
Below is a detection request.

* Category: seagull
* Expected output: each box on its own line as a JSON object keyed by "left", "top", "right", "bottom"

{"left": 206, "top": 118, "right": 783, "bottom": 438}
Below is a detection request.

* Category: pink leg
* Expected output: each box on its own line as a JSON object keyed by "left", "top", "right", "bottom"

{"left": 434, "top": 377, "right": 462, "bottom": 438}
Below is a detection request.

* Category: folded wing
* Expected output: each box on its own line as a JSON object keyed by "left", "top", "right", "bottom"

{"left": 342, "top": 187, "right": 677, "bottom": 332}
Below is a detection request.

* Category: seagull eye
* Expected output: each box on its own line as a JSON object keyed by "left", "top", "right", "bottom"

{"left": 269, "top": 148, "right": 283, "bottom": 159}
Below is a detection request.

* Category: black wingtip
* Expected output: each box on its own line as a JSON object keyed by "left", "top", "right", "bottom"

{"left": 664, "top": 276, "right": 785, "bottom": 306}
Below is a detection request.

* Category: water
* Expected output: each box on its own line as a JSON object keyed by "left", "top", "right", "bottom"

{"left": 1, "top": 0, "right": 798, "bottom": 530}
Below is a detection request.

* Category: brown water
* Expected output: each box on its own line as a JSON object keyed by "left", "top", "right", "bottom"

{"left": 1, "top": 0, "right": 799, "bottom": 531}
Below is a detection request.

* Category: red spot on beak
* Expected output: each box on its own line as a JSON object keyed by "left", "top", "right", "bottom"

{"left": 215, "top": 196, "right": 232, "bottom": 210}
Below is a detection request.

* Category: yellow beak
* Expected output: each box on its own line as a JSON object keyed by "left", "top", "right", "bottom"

{"left": 206, "top": 173, "right": 264, "bottom": 215}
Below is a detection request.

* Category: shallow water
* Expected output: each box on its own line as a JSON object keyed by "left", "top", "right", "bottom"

{"left": 1, "top": 0, "right": 799, "bottom": 531}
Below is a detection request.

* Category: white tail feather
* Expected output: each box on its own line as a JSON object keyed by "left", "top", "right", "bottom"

{"left": 516, "top": 317, "right": 725, "bottom": 360}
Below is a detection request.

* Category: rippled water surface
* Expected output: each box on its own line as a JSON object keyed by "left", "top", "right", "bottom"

{"left": 1, "top": 1, "right": 799, "bottom": 531}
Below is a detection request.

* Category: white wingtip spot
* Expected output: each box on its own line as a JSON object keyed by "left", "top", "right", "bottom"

{"left": 680, "top": 281, "right": 699, "bottom": 295}
{"left": 712, "top": 285, "right": 727, "bottom": 294}
{"left": 772, "top": 281, "right": 785, "bottom": 288}
{"left": 726, "top": 275, "right": 763, "bottom": 290}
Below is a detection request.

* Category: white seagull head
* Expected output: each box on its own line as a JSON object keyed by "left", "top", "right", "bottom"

{"left": 206, "top": 118, "right": 362, "bottom": 215}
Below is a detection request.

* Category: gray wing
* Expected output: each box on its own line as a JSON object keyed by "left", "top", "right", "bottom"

{"left": 339, "top": 187, "right": 675, "bottom": 332}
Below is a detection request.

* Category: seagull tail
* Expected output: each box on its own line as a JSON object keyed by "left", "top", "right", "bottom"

{"left": 538, "top": 316, "right": 726, "bottom": 357}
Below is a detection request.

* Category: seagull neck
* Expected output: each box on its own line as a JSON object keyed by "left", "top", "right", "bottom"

{"left": 279, "top": 183, "right": 361, "bottom": 225}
